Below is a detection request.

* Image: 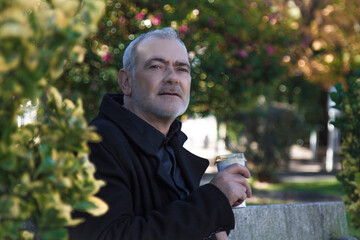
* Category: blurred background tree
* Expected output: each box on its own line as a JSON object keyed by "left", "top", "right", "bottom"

{"left": 286, "top": 0, "right": 360, "bottom": 88}
{"left": 54, "top": 0, "right": 360, "bottom": 180}
{"left": 57, "top": 0, "right": 298, "bottom": 119}
{"left": 56, "top": 0, "right": 306, "bottom": 179}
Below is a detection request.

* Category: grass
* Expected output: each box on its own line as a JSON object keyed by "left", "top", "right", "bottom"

{"left": 249, "top": 178, "right": 344, "bottom": 196}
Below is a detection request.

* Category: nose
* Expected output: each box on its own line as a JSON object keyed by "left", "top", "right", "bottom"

{"left": 165, "top": 67, "right": 180, "bottom": 85}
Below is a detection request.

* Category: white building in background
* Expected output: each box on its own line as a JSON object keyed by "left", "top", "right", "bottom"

{"left": 326, "top": 86, "right": 341, "bottom": 172}
{"left": 181, "top": 115, "right": 230, "bottom": 165}
{"left": 17, "top": 100, "right": 38, "bottom": 127}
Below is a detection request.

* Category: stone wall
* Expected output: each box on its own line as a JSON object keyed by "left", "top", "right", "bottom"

{"left": 229, "top": 201, "right": 354, "bottom": 240}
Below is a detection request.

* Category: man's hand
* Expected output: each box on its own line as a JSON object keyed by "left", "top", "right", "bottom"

{"left": 215, "top": 231, "right": 228, "bottom": 240}
{"left": 210, "top": 163, "right": 252, "bottom": 207}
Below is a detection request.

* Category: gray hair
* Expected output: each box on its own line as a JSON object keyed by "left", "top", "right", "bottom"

{"left": 122, "top": 27, "right": 187, "bottom": 76}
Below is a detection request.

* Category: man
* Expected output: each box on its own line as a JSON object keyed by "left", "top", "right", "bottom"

{"left": 69, "top": 27, "right": 251, "bottom": 240}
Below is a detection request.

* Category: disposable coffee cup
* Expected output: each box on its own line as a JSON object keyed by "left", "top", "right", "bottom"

{"left": 215, "top": 153, "right": 247, "bottom": 208}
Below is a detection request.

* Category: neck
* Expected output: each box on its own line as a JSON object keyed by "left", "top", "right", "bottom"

{"left": 123, "top": 101, "right": 175, "bottom": 136}
{"left": 146, "top": 118, "right": 173, "bottom": 136}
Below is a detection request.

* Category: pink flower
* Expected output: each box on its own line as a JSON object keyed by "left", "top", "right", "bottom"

{"left": 152, "top": 17, "right": 161, "bottom": 25}
{"left": 102, "top": 52, "right": 113, "bottom": 63}
{"left": 152, "top": 14, "right": 162, "bottom": 25}
{"left": 136, "top": 12, "right": 145, "bottom": 20}
{"left": 266, "top": 45, "right": 275, "bottom": 55}
{"left": 235, "top": 49, "right": 248, "bottom": 58}
{"left": 179, "top": 25, "right": 188, "bottom": 35}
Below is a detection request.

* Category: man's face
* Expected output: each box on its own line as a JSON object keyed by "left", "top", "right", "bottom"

{"left": 129, "top": 37, "right": 191, "bottom": 121}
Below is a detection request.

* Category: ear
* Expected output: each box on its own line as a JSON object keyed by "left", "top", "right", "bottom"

{"left": 118, "top": 69, "right": 132, "bottom": 96}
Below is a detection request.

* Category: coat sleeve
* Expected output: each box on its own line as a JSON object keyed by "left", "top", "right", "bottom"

{"left": 68, "top": 141, "right": 235, "bottom": 240}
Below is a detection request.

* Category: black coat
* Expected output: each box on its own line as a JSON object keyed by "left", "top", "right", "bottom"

{"left": 68, "top": 94, "right": 234, "bottom": 240}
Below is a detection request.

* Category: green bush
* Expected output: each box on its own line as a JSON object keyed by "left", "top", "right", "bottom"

{"left": 225, "top": 102, "right": 304, "bottom": 182}
{"left": 0, "top": 1, "right": 107, "bottom": 239}
{"left": 331, "top": 72, "right": 360, "bottom": 235}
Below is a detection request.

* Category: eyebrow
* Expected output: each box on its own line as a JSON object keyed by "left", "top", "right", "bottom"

{"left": 145, "top": 57, "right": 190, "bottom": 69}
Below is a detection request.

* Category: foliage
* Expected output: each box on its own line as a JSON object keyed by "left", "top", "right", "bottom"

{"left": 226, "top": 102, "right": 304, "bottom": 182}
{"left": 285, "top": 0, "right": 360, "bottom": 90}
{"left": 55, "top": 0, "right": 317, "bottom": 179}
{"left": 0, "top": 0, "right": 107, "bottom": 239}
{"left": 274, "top": 75, "right": 326, "bottom": 127}
{"left": 331, "top": 72, "right": 360, "bottom": 234}
{"left": 56, "top": 0, "right": 300, "bottom": 120}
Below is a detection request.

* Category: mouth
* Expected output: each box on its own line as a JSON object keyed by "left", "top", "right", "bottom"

{"left": 159, "top": 91, "right": 181, "bottom": 98}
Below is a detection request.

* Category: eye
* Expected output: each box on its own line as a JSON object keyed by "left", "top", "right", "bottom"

{"left": 178, "top": 67, "right": 189, "bottom": 72}
{"left": 149, "top": 65, "right": 161, "bottom": 69}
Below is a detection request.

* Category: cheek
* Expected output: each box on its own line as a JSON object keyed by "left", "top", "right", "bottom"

{"left": 133, "top": 75, "right": 154, "bottom": 93}
{"left": 183, "top": 78, "right": 191, "bottom": 92}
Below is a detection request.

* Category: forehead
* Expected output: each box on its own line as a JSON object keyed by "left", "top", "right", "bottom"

{"left": 135, "top": 37, "right": 189, "bottom": 64}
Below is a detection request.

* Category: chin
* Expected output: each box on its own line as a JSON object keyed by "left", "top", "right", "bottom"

{"left": 154, "top": 106, "right": 187, "bottom": 119}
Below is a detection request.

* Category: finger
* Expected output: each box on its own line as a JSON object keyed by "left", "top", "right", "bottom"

{"left": 215, "top": 231, "right": 228, "bottom": 240}
{"left": 227, "top": 182, "right": 248, "bottom": 204}
{"left": 228, "top": 174, "right": 252, "bottom": 197}
{"left": 222, "top": 163, "right": 251, "bottom": 178}
{"left": 237, "top": 182, "right": 251, "bottom": 199}
{"left": 233, "top": 187, "right": 247, "bottom": 205}
{"left": 233, "top": 199, "right": 245, "bottom": 207}
{"left": 243, "top": 180, "right": 252, "bottom": 197}
{"left": 233, "top": 183, "right": 247, "bottom": 193}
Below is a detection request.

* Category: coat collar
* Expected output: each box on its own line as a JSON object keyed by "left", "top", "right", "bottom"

{"left": 99, "top": 93, "right": 185, "bottom": 156}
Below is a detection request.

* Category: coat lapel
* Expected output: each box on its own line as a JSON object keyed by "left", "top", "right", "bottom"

{"left": 170, "top": 136, "right": 209, "bottom": 191}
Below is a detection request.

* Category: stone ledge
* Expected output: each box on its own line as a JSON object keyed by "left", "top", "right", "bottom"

{"left": 229, "top": 201, "right": 352, "bottom": 240}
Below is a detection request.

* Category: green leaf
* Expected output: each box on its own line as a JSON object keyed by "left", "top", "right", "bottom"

{"left": 0, "top": 220, "right": 24, "bottom": 239}
{"left": 74, "top": 196, "right": 108, "bottom": 216}
{"left": 40, "top": 228, "right": 68, "bottom": 240}
{"left": 354, "top": 172, "right": 360, "bottom": 185}
{"left": 74, "top": 199, "right": 97, "bottom": 211}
